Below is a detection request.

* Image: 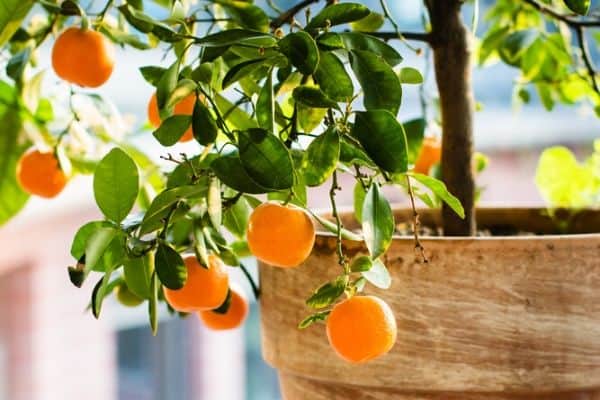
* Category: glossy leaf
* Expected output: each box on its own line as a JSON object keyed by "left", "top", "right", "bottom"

{"left": 350, "top": 255, "right": 373, "bottom": 272}
{"left": 564, "top": 0, "right": 590, "bottom": 15}
{"left": 302, "top": 128, "right": 340, "bottom": 186}
{"left": 70, "top": 220, "right": 112, "bottom": 260}
{"left": 311, "top": 213, "right": 363, "bottom": 241}
{"left": 350, "top": 49, "right": 401, "bottom": 115}
{"left": 84, "top": 227, "right": 118, "bottom": 274}
{"left": 408, "top": 173, "right": 465, "bottom": 218}
{"left": 362, "top": 258, "right": 391, "bottom": 289}
{"left": 306, "top": 3, "right": 370, "bottom": 30}
{"left": 238, "top": 128, "right": 294, "bottom": 190}
{"left": 340, "top": 32, "right": 402, "bottom": 66}
{"left": 207, "top": 177, "right": 222, "bottom": 229}
{"left": 353, "top": 181, "right": 366, "bottom": 223}
{"left": 298, "top": 310, "right": 330, "bottom": 329}
{"left": 222, "top": 58, "right": 266, "bottom": 89}
{"left": 403, "top": 118, "right": 425, "bottom": 163}
{"left": 223, "top": 197, "right": 251, "bottom": 238}
{"left": 313, "top": 51, "right": 354, "bottom": 101}
{"left": 156, "top": 60, "right": 179, "bottom": 110}
{"left": 256, "top": 70, "right": 274, "bottom": 132}
{"left": 352, "top": 110, "right": 408, "bottom": 173}
{"left": 362, "top": 183, "right": 394, "bottom": 259}
{"left": 399, "top": 67, "right": 423, "bottom": 84}
{"left": 93, "top": 148, "right": 139, "bottom": 223}
{"left": 192, "top": 99, "right": 218, "bottom": 145}
{"left": 215, "top": 0, "right": 269, "bottom": 32}
{"left": 306, "top": 276, "right": 348, "bottom": 309}
{"left": 350, "top": 12, "right": 385, "bottom": 32}
{"left": 211, "top": 154, "right": 269, "bottom": 194}
{"left": 155, "top": 243, "right": 187, "bottom": 290}
{"left": 0, "top": 0, "right": 34, "bottom": 46}
{"left": 123, "top": 255, "right": 153, "bottom": 299}
{"left": 278, "top": 31, "right": 319, "bottom": 75}
{"left": 194, "top": 29, "right": 274, "bottom": 47}
{"left": 292, "top": 86, "right": 339, "bottom": 109}
{"left": 153, "top": 115, "right": 192, "bottom": 146}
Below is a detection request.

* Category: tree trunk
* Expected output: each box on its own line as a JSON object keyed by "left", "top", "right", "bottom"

{"left": 427, "top": 0, "right": 476, "bottom": 236}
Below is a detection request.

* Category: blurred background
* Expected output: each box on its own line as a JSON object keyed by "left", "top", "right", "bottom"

{"left": 1, "top": 0, "right": 599, "bottom": 399}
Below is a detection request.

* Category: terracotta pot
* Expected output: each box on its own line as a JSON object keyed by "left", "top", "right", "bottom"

{"left": 259, "top": 208, "right": 600, "bottom": 399}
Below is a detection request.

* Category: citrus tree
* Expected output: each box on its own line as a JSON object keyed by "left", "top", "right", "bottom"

{"left": 1, "top": 0, "right": 599, "bottom": 364}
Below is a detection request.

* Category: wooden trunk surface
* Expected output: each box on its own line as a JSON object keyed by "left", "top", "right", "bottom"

{"left": 259, "top": 208, "right": 600, "bottom": 397}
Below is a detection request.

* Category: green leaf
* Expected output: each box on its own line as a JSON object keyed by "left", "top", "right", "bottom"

{"left": 306, "top": 3, "right": 370, "bottom": 30}
{"left": 499, "top": 30, "right": 537, "bottom": 65}
{"left": 298, "top": 104, "right": 327, "bottom": 133}
{"left": 298, "top": 310, "right": 331, "bottom": 329}
{"left": 238, "top": 128, "right": 294, "bottom": 190}
{"left": 222, "top": 58, "right": 266, "bottom": 89}
{"left": 93, "top": 148, "right": 139, "bottom": 223}
{"left": 403, "top": 118, "right": 425, "bottom": 164}
{"left": 353, "top": 181, "right": 366, "bottom": 223}
{"left": 362, "top": 258, "right": 391, "bottom": 289}
{"left": 166, "top": 79, "right": 197, "bottom": 110}
{"left": 84, "top": 227, "right": 118, "bottom": 274}
{"left": 399, "top": 67, "right": 423, "bottom": 84}
{"left": 215, "top": 0, "right": 269, "bottom": 32}
{"left": 350, "top": 255, "right": 373, "bottom": 272}
{"left": 302, "top": 128, "right": 340, "bottom": 186}
{"left": 311, "top": 213, "right": 363, "bottom": 241}
{"left": 223, "top": 197, "right": 251, "bottom": 239}
{"left": 140, "top": 66, "right": 166, "bottom": 86}
{"left": 350, "top": 49, "right": 401, "bottom": 115}
{"left": 156, "top": 60, "right": 179, "bottom": 110}
{"left": 314, "top": 51, "right": 354, "bottom": 101}
{"left": 208, "top": 177, "right": 222, "bottom": 229}
{"left": 155, "top": 244, "right": 187, "bottom": 290}
{"left": 564, "top": 0, "right": 590, "bottom": 15}
{"left": 278, "top": 31, "right": 319, "bottom": 75}
{"left": 0, "top": 0, "right": 34, "bottom": 46}
{"left": 408, "top": 173, "right": 465, "bottom": 218}
{"left": 256, "top": 70, "right": 274, "bottom": 132}
{"left": 123, "top": 255, "right": 153, "bottom": 299}
{"left": 194, "top": 29, "right": 274, "bottom": 47}
{"left": 192, "top": 99, "right": 218, "bottom": 145}
{"left": 140, "top": 185, "right": 207, "bottom": 235}
{"left": 350, "top": 12, "right": 385, "bottom": 32}
{"left": 352, "top": 110, "right": 408, "bottom": 173}
{"left": 0, "top": 92, "right": 28, "bottom": 226}
{"left": 152, "top": 115, "right": 192, "bottom": 146}
{"left": 98, "top": 24, "right": 150, "bottom": 50}
{"left": 149, "top": 272, "right": 158, "bottom": 335}
{"left": 306, "top": 276, "right": 348, "bottom": 309}
{"left": 292, "top": 86, "right": 339, "bottom": 109}
{"left": 70, "top": 220, "right": 112, "bottom": 260}
{"left": 211, "top": 154, "right": 269, "bottom": 194}
{"left": 214, "top": 93, "right": 257, "bottom": 130}
{"left": 362, "top": 183, "right": 394, "bottom": 259}
{"left": 340, "top": 32, "right": 402, "bottom": 66}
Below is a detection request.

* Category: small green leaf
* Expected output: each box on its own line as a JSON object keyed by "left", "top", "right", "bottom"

{"left": 278, "top": 31, "right": 319, "bottom": 75}
{"left": 298, "top": 310, "right": 331, "bottom": 329}
{"left": 123, "top": 255, "right": 153, "bottom": 299}
{"left": 194, "top": 29, "right": 274, "bottom": 47}
{"left": 353, "top": 181, "right": 366, "bottom": 223}
{"left": 215, "top": 0, "right": 269, "bottom": 32}
{"left": 256, "top": 70, "right": 274, "bottom": 132}
{"left": 362, "top": 183, "right": 394, "bottom": 259}
{"left": 340, "top": 32, "right": 402, "bottom": 66}
{"left": 352, "top": 110, "right": 408, "bottom": 173}
{"left": 152, "top": 115, "right": 192, "bottom": 146}
{"left": 350, "top": 255, "right": 373, "bottom": 272}
{"left": 350, "top": 12, "right": 385, "bottom": 32}
{"left": 166, "top": 79, "right": 197, "bottom": 110}
{"left": 140, "top": 66, "right": 166, "bottom": 86}
{"left": 306, "top": 3, "right": 370, "bottom": 30}
{"left": 306, "top": 276, "right": 348, "bottom": 309}
{"left": 350, "top": 49, "right": 402, "bottom": 115}
{"left": 564, "top": 0, "right": 590, "bottom": 15}
{"left": 222, "top": 58, "right": 266, "bottom": 89}
{"left": 140, "top": 185, "right": 208, "bottom": 235}
{"left": 70, "top": 220, "right": 112, "bottom": 260}
{"left": 155, "top": 244, "right": 187, "bottom": 290}
{"left": 314, "top": 51, "right": 354, "bottom": 101}
{"left": 84, "top": 227, "right": 118, "bottom": 274}
{"left": 192, "top": 98, "right": 218, "bottom": 145}
{"left": 302, "top": 127, "right": 340, "bottom": 186}
{"left": 149, "top": 272, "right": 158, "bottom": 335}
{"left": 211, "top": 154, "right": 269, "bottom": 194}
{"left": 238, "top": 128, "right": 294, "bottom": 190}
{"left": 156, "top": 60, "right": 179, "bottom": 110}
{"left": 223, "top": 197, "right": 251, "bottom": 239}
{"left": 399, "top": 67, "right": 423, "bottom": 84}
{"left": 292, "top": 86, "right": 339, "bottom": 109}
{"left": 408, "top": 173, "right": 465, "bottom": 219}
{"left": 208, "top": 177, "right": 222, "bottom": 229}
{"left": 362, "top": 258, "right": 391, "bottom": 289}
{"left": 403, "top": 118, "right": 425, "bottom": 164}
{"left": 94, "top": 148, "right": 139, "bottom": 223}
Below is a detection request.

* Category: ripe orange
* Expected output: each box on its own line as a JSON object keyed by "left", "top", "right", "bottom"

{"left": 16, "top": 150, "right": 68, "bottom": 198}
{"left": 247, "top": 202, "right": 315, "bottom": 268}
{"left": 326, "top": 295, "right": 397, "bottom": 363}
{"left": 198, "top": 285, "right": 249, "bottom": 330}
{"left": 163, "top": 255, "right": 229, "bottom": 312}
{"left": 147, "top": 93, "right": 197, "bottom": 142}
{"left": 51, "top": 27, "right": 115, "bottom": 88}
{"left": 413, "top": 136, "right": 442, "bottom": 175}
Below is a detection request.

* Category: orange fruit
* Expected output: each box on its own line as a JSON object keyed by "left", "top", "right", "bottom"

{"left": 51, "top": 27, "right": 115, "bottom": 88}
{"left": 16, "top": 150, "right": 68, "bottom": 198}
{"left": 326, "top": 295, "right": 397, "bottom": 363}
{"left": 147, "top": 92, "right": 198, "bottom": 142}
{"left": 198, "top": 285, "right": 249, "bottom": 330}
{"left": 413, "top": 136, "right": 442, "bottom": 175}
{"left": 247, "top": 202, "right": 315, "bottom": 268}
{"left": 163, "top": 255, "right": 229, "bottom": 312}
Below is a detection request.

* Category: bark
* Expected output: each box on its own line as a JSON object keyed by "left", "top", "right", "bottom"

{"left": 427, "top": 0, "right": 476, "bottom": 236}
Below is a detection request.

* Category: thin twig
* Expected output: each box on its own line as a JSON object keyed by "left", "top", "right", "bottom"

{"left": 575, "top": 25, "right": 600, "bottom": 95}
{"left": 329, "top": 170, "right": 347, "bottom": 270}
{"left": 405, "top": 175, "right": 429, "bottom": 264}
{"left": 356, "top": 31, "right": 431, "bottom": 43}
{"left": 270, "top": 0, "right": 321, "bottom": 29}
{"left": 378, "top": 0, "right": 429, "bottom": 49}
{"left": 521, "top": 0, "right": 600, "bottom": 26}
{"left": 239, "top": 262, "right": 261, "bottom": 300}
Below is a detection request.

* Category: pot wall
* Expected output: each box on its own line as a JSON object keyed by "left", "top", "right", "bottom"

{"left": 259, "top": 208, "right": 600, "bottom": 398}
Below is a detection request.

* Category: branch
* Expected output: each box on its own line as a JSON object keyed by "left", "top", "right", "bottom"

{"left": 521, "top": 0, "right": 600, "bottom": 26}
{"left": 575, "top": 25, "right": 600, "bottom": 95}
{"left": 270, "top": 0, "right": 320, "bottom": 29}
{"left": 364, "top": 31, "right": 431, "bottom": 43}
